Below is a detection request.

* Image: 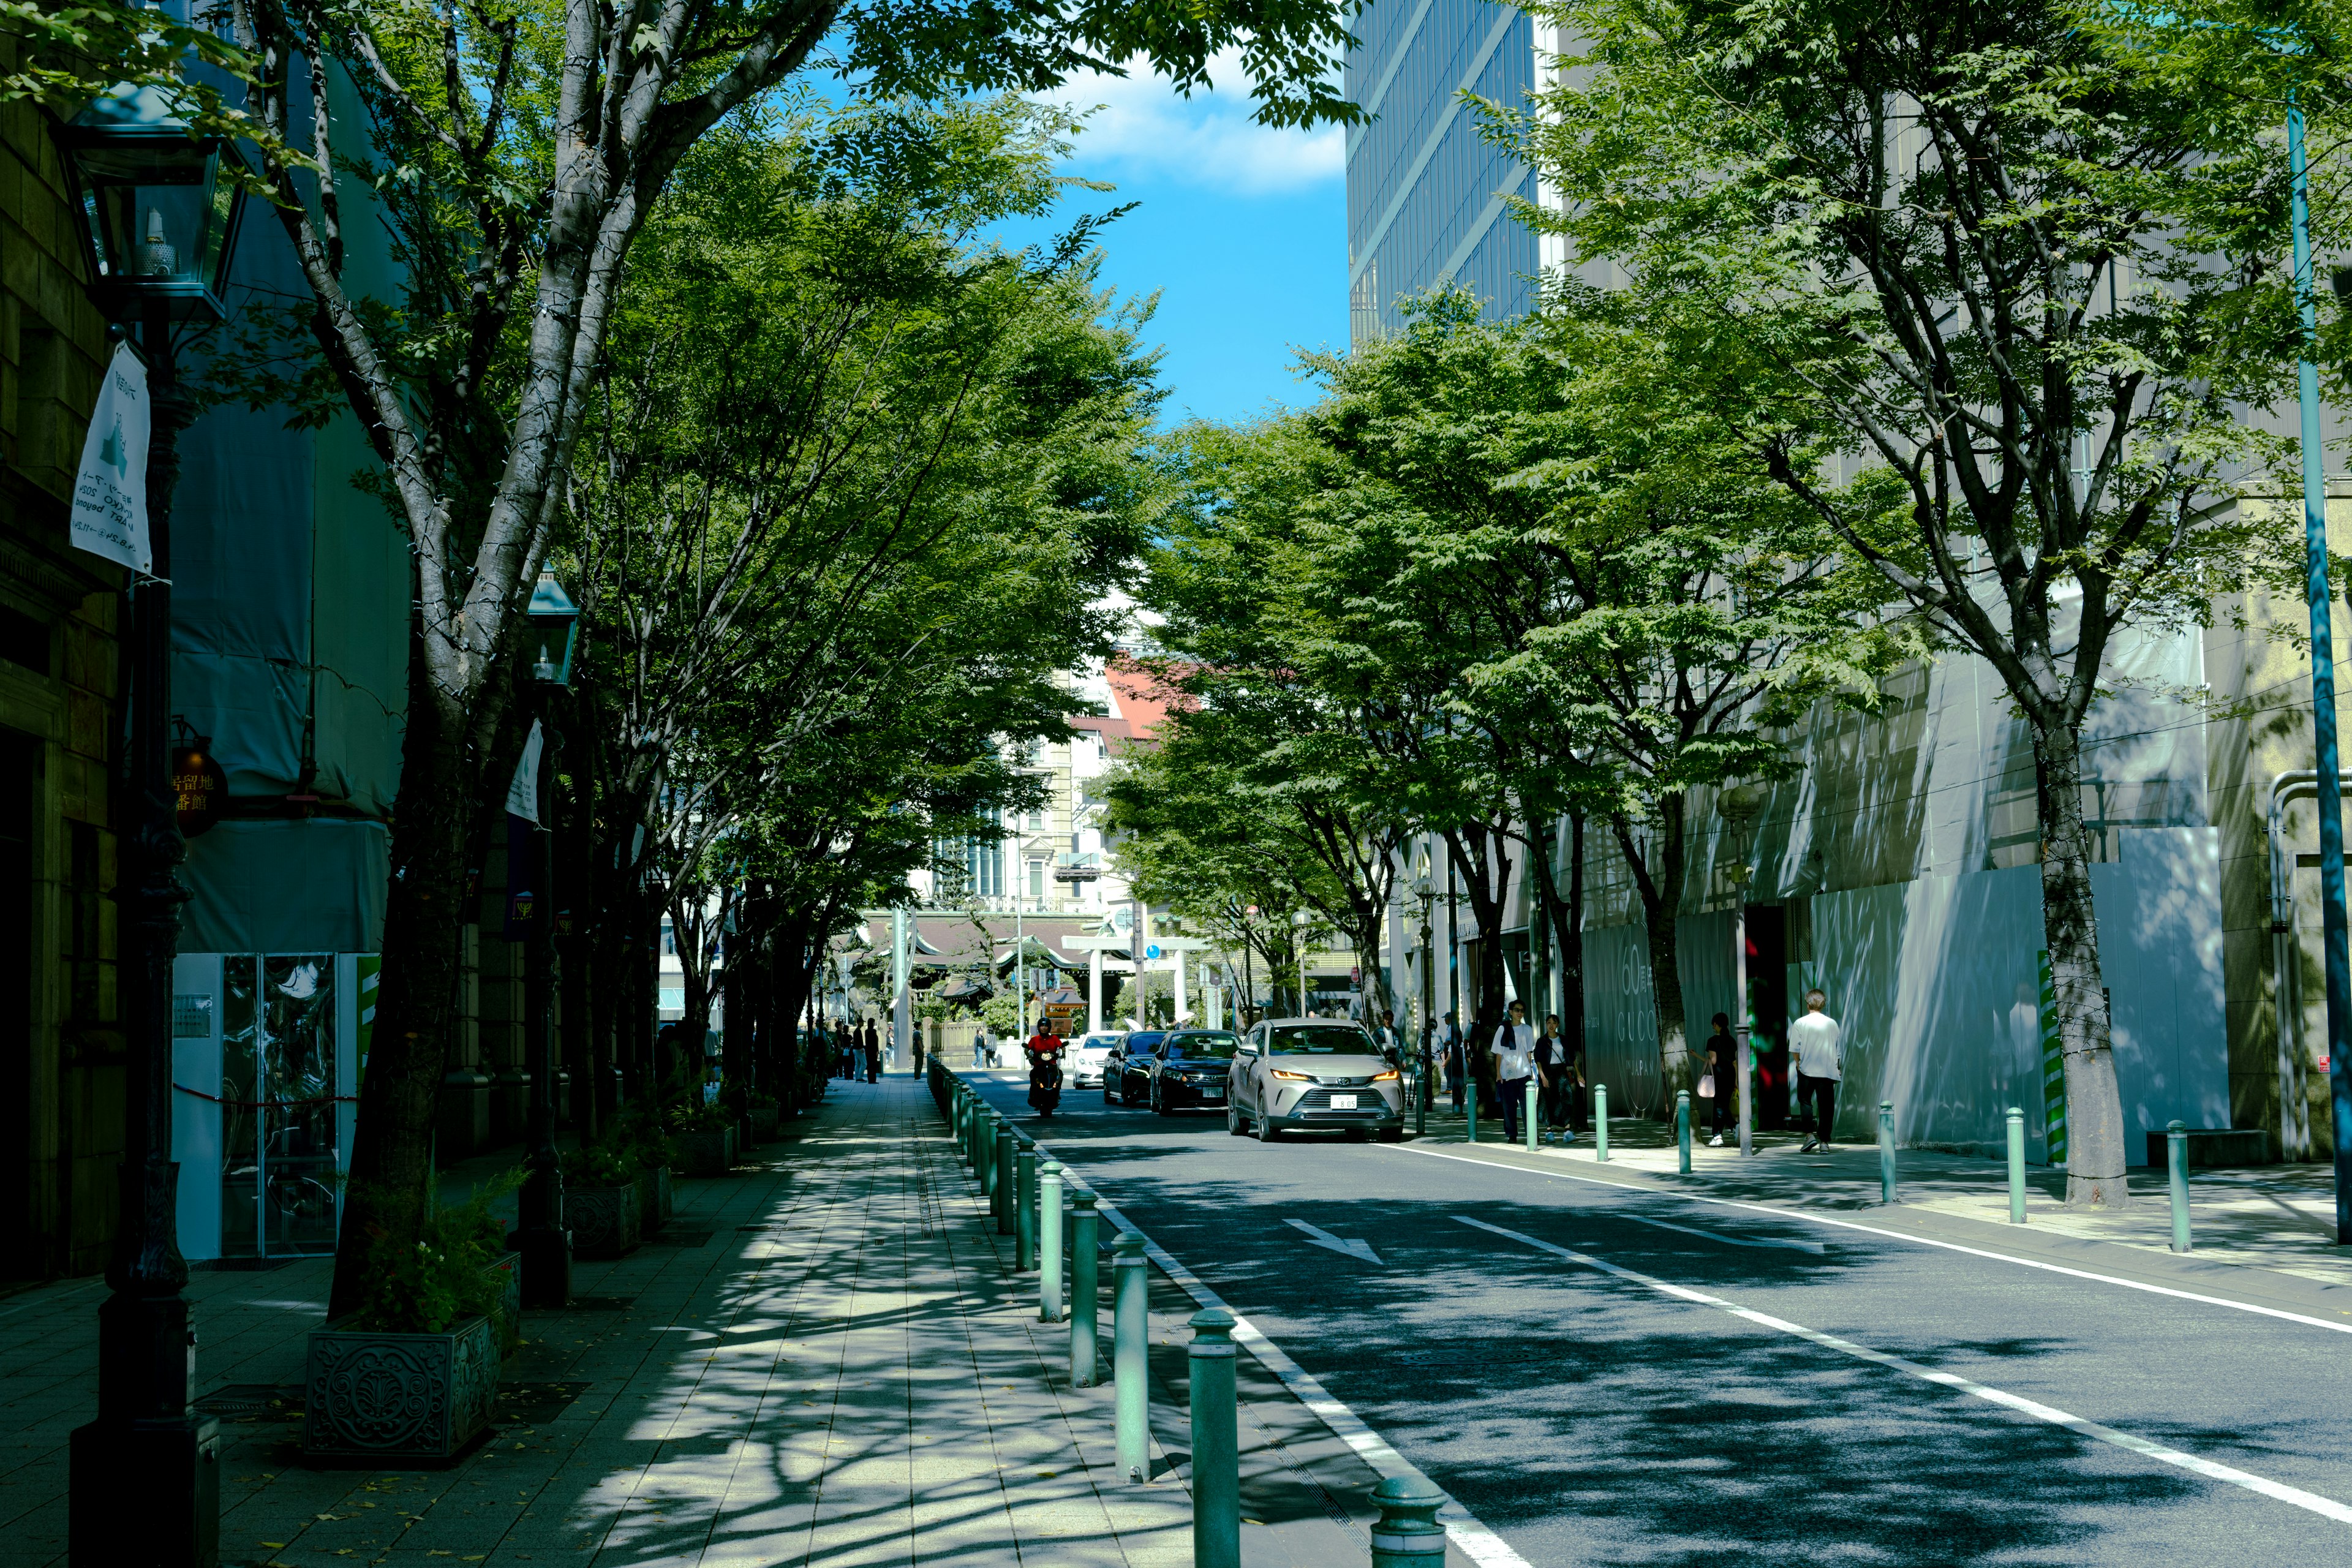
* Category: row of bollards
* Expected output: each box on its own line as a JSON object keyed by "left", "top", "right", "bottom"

{"left": 933, "top": 1066, "right": 1448, "bottom": 1568}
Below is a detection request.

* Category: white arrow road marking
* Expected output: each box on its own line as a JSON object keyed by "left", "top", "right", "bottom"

{"left": 1455, "top": 1215, "right": 2352, "bottom": 1528}
{"left": 1284, "top": 1218, "right": 1384, "bottom": 1265}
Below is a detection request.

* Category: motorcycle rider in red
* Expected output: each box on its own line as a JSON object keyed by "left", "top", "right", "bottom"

{"left": 1025, "top": 1023, "right": 1066, "bottom": 1117}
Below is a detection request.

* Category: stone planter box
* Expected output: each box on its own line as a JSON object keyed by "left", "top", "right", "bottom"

{"left": 483, "top": 1254, "right": 523, "bottom": 1355}
{"left": 570, "top": 1183, "right": 643, "bottom": 1260}
{"left": 304, "top": 1314, "right": 499, "bottom": 1465}
{"left": 748, "top": 1107, "right": 780, "bottom": 1144}
{"left": 674, "top": 1128, "right": 734, "bottom": 1177}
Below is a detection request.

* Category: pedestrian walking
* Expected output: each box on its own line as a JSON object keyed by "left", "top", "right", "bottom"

{"left": 1376, "top": 1008, "right": 1401, "bottom": 1066}
{"left": 1536, "top": 1013, "right": 1577, "bottom": 1144}
{"left": 1490, "top": 1001, "right": 1541, "bottom": 1145}
{"left": 1791, "top": 989, "right": 1842, "bottom": 1152}
{"left": 972, "top": 1027, "right": 988, "bottom": 1069}
{"left": 863, "top": 1020, "right": 881, "bottom": 1083}
{"left": 1439, "top": 1011, "right": 1465, "bottom": 1111}
{"left": 1703, "top": 1012, "right": 1736, "bottom": 1147}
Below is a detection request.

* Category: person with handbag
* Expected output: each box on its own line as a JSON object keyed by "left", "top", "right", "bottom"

{"left": 1537, "top": 1013, "right": 1572, "bottom": 1141}
{"left": 1702, "top": 1012, "right": 1736, "bottom": 1147}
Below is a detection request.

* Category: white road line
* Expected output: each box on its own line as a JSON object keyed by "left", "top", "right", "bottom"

{"left": 1617, "top": 1213, "right": 1826, "bottom": 1255}
{"left": 1395, "top": 1142, "right": 2352, "bottom": 1336}
{"left": 1456, "top": 1215, "right": 2352, "bottom": 1528}
{"left": 1054, "top": 1172, "right": 1532, "bottom": 1568}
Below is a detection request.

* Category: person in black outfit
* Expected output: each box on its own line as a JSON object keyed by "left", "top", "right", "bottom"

{"left": 1703, "top": 1012, "right": 1736, "bottom": 1145}
{"left": 864, "top": 1021, "right": 881, "bottom": 1082}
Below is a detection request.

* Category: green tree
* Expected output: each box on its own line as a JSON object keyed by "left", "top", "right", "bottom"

{"left": 1511, "top": 0, "right": 2305, "bottom": 1200}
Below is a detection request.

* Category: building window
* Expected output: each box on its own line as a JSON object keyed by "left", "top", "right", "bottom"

{"left": 1028, "top": 860, "right": 1045, "bottom": 901}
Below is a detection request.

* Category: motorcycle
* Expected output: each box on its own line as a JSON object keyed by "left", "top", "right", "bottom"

{"left": 1027, "top": 1044, "right": 1065, "bottom": 1118}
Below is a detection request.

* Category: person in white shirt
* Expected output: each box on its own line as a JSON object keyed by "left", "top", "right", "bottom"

{"left": 1490, "top": 1000, "right": 1542, "bottom": 1144}
{"left": 1789, "top": 989, "right": 1842, "bottom": 1152}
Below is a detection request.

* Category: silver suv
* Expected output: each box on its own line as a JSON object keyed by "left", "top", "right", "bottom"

{"left": 1227, "top": 1019, "right": 1404, "bottom": 1142}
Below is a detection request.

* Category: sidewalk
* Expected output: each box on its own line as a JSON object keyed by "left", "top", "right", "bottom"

{"left": 0, "top": 1079, "right": 1216, "bottom": 1568}
{"left": 1412, "top": 1103, "right": 2352, "bottom": 1296}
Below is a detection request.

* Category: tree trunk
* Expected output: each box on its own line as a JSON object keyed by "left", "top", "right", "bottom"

{"left": 2033, "top": 720, "right": 2130, "bottom": 1208}
{"left": 327, "top": 694, "right": 477, "bottom": 1318}
{"left": 1564, "top": 813, "right": 1586, "bottom": 1060}
{"left": 1615, "top": 793, "right": 1691, "bottom": 1109}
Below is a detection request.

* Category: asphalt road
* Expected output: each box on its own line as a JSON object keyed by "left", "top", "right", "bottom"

{"left": 960, "top": 1066, "right": 2352, "bottom": 1567}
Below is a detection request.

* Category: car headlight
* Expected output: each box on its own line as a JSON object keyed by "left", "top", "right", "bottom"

{"left": 1269, "top": 1069, "right": 1313, "bottom": 1081}
{"left": 1371, "top": 1070, "right": 1400, "bottom": 1082}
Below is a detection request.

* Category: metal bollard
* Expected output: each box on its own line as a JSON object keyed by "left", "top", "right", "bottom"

{"left": 996, "top": 1125, "right": 1017, "bottom": 1236}
{"left": 1370, "top": 1474, "right": 1447, "bottom": 1568}
{"left": 1525, "top": 1078, "right": 1540, "bottom": 1153}
{"left": 1188, "top": 1307, "right": 1240, "bottom": 1568}
{"left": 1112, "top": 1232, "right": 1149, "bottom": 1481}
{"left": 1039, "top": 1159, "right": 1065, "bottom": 1322}
{"left": 981, "top": 1112, "right": 1000, "bottom": 1208}
{"left": 1069, "top": 1191, "right": 1100, "bottom": 1386}
{"left": 1016, "top": 1145, "right": 1039, "bottom": 1269}
{"left": 2007, "top": 1107, "right": 2027, "bottom": 1224}
{"left": 1466, "top": 1084, "right": 1477, "bottom": 1145}
{"left": 1594, "top": 1085, "right": 1609, "bottom": 1161}
{"left": 1676, "top": 1090, "right": 1692, "bottom": 1176}
{"left": 2168, "top": 1119, "right": 2191, "bottom": 1253}
{"left": 1879, "top": 1102, "right": 1896, "bottom": 1204}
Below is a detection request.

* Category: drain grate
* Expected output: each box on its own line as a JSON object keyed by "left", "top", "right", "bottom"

{"left": 643, "top": 1229, "right": 715, "bottom": 1248}
{"left": 566, "top": 1295, "right": 636, "bottom": 1312}
{"left": 195, "top": 1384, "right": 303, "bottom": 1422}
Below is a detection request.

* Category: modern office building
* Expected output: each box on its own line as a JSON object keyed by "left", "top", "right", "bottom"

{"left": 1346, "top": 4, "right": 1570, "bottom": 342}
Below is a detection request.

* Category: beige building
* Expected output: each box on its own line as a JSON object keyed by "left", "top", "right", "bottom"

{"left": 0, "top": 59, "right": 130, "bottom": 1280}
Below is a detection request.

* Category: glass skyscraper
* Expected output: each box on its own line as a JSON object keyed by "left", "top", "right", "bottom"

{"left": 1346, "top": 2, "right": 1550, "bottom": 343}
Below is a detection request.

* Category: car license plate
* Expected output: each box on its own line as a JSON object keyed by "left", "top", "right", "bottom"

{"left": 1202, "top": 1086, "right": 1223, "bottom": 1099}
{"left": 1329, "top": 1093, "right": 1357, "bottom": 1109}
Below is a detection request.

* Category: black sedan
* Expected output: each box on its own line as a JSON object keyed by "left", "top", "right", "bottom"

{"left": 1109, "top": 1031, "right": 1168, "bottom": 1104}
{"left": 1139, "top": 1029, "right": 1241, "bottom": 1114}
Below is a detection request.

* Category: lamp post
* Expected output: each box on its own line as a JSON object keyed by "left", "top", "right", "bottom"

{"left": 513, "top": 571, "right": 579, "bottom": 1306}
{"left": 55, "top": 80, "right": 247, "bottom": 1568}
{"left": 1414, "top": 865, "right": 1436, "bottom": 1138}
{"left": 1718, "top": 785, "right": 1765, "bottom": 1159}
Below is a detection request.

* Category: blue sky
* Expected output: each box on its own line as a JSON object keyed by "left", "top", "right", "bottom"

{"left": 987, "top": 54, "right": 1351, "bottom": 429}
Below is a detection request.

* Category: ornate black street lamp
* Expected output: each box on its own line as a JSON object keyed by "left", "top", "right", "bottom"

{"left": 54, "top": 80, "right": 248, "bottom": 1568}
{"left": 513, "top": 569, "right": 579, "bottom": 1306}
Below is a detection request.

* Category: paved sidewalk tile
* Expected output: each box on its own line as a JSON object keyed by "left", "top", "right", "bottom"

{"left": 0, "top": 1079, "right": 1191, "bottom": 1567}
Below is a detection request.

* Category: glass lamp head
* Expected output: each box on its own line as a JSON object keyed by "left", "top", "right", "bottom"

{"left": 526, "top": 568, "right": 581, "bottom": 685}
{"left": 58, "top": 83, "right": 248, "bottom": 322}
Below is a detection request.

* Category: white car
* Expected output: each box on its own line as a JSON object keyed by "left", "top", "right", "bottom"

{"left": 1069, "top": 1031, "right": 1124, "bottom": 1089}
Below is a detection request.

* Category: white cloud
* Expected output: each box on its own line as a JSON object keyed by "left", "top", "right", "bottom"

{"left": 1041, "top": 50, "right": 1344, "bottom": 196}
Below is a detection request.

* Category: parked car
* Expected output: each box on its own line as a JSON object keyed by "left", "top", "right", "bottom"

{"left": 1070, "top": 1031, "right": 1124, "bottom": 1090}
{"left": 1227, "top": 1019, "right": 1403, "bottom": 1142}
{"left": 1140, "top": 1030, "right": 1240, "bottom": 1114}
{"left": 1108, "top": 1031, "right": 1169, "bottom": 1104}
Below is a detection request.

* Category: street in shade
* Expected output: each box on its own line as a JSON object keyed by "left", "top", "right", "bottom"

{"left": 961, "top": 1070, "right": 2352, "bottom": 1567}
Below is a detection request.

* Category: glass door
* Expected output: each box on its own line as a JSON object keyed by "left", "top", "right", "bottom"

{"left": 219, "top": 953, "right": 341, "bottom": 1256}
